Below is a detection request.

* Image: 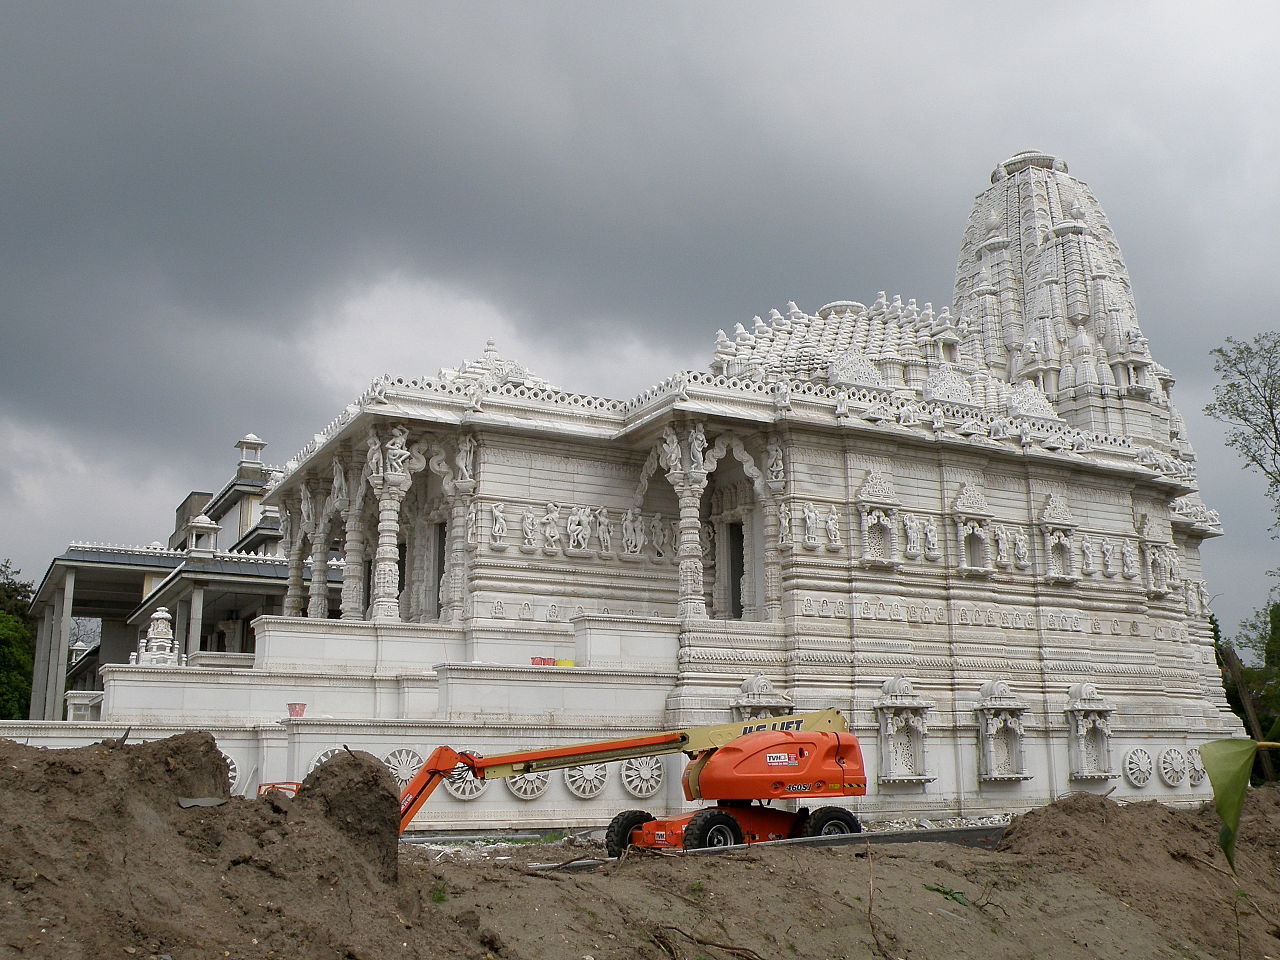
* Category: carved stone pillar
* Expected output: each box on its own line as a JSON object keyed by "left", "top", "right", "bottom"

{"left": 339, "top": 497, "right": 367, "bottom": 620}
{"left": 676, "top": 489, "right": 708, "bottom": 620}
{"left": 440, "top": 493, "right": 470, "bottom": 622}
{"left": 762, "top": 499, "right": 781, "bottom": 621}
{"left": 368, "top": 475, "right": 410, "bottom": 621}
{"left": 306, "top": 508, "right": 333, "bottom": 619}
{"left": 282, "top": 500, "right": 307, "bottom": 617}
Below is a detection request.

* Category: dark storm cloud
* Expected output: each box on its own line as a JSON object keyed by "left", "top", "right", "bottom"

{"left": 1, "top": 1, "right": 1278, "bottom": 628}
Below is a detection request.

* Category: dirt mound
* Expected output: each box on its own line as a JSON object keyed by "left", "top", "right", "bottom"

{"left": 1000, "top": 788, "right": 1280, "bottom": 957}
{"left": 3, "top": 732, "right": 1279, "bottom": 959}
{"left": 0, "top": 733, "right": 410, "bottom": 959}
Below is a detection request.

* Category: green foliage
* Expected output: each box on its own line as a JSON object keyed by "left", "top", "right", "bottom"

{"left": 429, "top": 882, "right": 447, "bottom": 903}
{"left": 0, "top": 559, "right": 34, "bottom": 625}
{"left": 1204, "top": 332, "right": 1280, "bottom": 527}
{"left": 1201, "top": 738, "right": 1261, "bottom": 871}
{"left": 0, "top": 612, "right": 34, "bottom": 720}
{"left": 0, "top": 561, "right": 34, "bottom": 721}
{"left": 922, "top": 883, "right": 970, "bottom": 906}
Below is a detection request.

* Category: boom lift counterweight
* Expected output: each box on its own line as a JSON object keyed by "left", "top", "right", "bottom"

{"left": 397, "top": 708, "right": 867, "bottom": 853}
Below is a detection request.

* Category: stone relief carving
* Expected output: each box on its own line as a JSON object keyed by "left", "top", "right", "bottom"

{"left": 455, "top": 434, "right": 476, "bottom": 482}
{"left": 1123, "top": 747, "right": 1154, "bottom": 787}
{"left": 1158, "top": 748, "right": 1188, "bottom": 787}
{"left": 923, "top": 516, "right": 941, "bottom": 561}
{"left": 621, "top": 756, "right": 664, "bottom": 798}
{"left": 595, "top": 507, "right": 613, "bottom": 552}
{"left": 1121, "top": 540, "right": 1139, "bottom": 578}
{"left": 802, "top": 502, "right": 821, "bottom": 549}
{"left": 131, "top": 607, "right": 182, "bottom": 666}
{"left": 540, "top": 503, "right": 562, "bottom": 550}
{"left": 875, "top": 677, "right": 935, "bottom": 784}
{"left": 765, "top": 437, "right": 785, "bottom": 484}
{"left": 1013, "top": 529, "right": 1031, "bottom": 569}
{"left": 506, "top": 771, "right": 551, "bottom": 800}
{"left": 650, "top": 513, "right": 670, "bottom": 559}
{"left": 824, "top": 506, "right": 842, "bottom": 550}
{"left": 563, "top": 764, "right": 609, "bottom": 799}
{"left": 1100, "top": 538, "right": 1115, "bottom": 576}
{"left": 490, "top": 503, "right": 508, "bottom": 546}
{"left": 566, "top": 505, "right": 593, "bottom": 550}
{"left": 622, "top": 507, "right": 645, "bottom": 555}
{"left": 902, "top": 513, "right": 922, "bottom": 559}
{"left": 993, "top": 525, "right": 1012, "bottom": 567}
{"left": 521, "top": 506, "right": 538, "bottom": 549}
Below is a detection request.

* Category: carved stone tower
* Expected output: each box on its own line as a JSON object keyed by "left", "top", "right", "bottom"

{"left": 953, "top": 150, "right": 1182, "bottom": 450}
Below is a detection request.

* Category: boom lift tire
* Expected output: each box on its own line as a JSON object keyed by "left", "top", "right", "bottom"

{"left": 606, "top": 809, "right": 655, "bottom": 857}
{"left": 683, "top": 809, "right": 744, "bottom": 849}
{"left": 799, "top": 805, "right": 861, "bottom": 837}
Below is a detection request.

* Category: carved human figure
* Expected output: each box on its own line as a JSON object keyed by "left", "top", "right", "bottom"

{"left": 803, "top": 502, "right": 821, "bottom": 545}
{"left": 772, "top": 379, "right": 791, "bottom": 410}
{"left": 1080, "top": 536, "right": 1095, "bottom": 572}
{"left": 766, "top": 438, "right": 785, "bottom": 484}
{"left": 777, "top": 506, "right": 792, "bottom": 546}
{"left": 899, "top": 403, "right": 921, "bottom": 426}
{"left": 1100, "top": 538, "right": 1115, "bottom": 574}
{"left": 650, "top": 514, "right": 669, "bottom": 558}
{"left": 1167, "top": 547, "right": 1181, "bottom": 582}
{"left": 700, "top": 521, "right": 715, "bottom": 559}
{"left": 1018, "top": 421, "right": 1033, "bottom": 447}
{"left": 923, "top": 517, "right": 940, "bottom": 558}
{"left": 490, "top": 502, "right": 508, "bottom": 544}
{"left": 384, "top": 425, "right": 413, "bottom": 473}
{"left": 466, "top": 502, "right": 478, "bottom": 543}
{"left": 902, "top": 513, "right": 921, "bottom": 557}
{"left": 993, "top": 525, "right": 1011, "bottom": 566}
{"left": 365, "top": 431, "right": 384, "bottom": 477}
{"left": 522, "top": 506, "right": 538, "bottom": 548}
{"left": 455, "top": 434, "right": 476, "bottom": 482}
{"left": 835, "top": 391, "right": 850, "bottom": 419}
{"left": 1121, "top": 540, "right": 1139, "bottom": 578}
{"left": 661, "top": 425, "right": 682, "bottom": 472}
{"left": 1197, "top": 580, "right": 1210, "bottom": 613}
{"left": 930, "top": 407, "right": 945, "bottom": 432}
{"left": 540, "top": 503, "right": 562, "bottom": 548}
{"left": 688, "top": 423, "right": 707, "bottom": 472}
{"left": 299, "top": 483, "right": 314, "bottom": 526}
{"left": 825, "top": 505, "right": 842, "bottom": 547}
{"left": 332, "top": 459, "right": 348, "bottom": 503}
{"left": 595, "top": 507, "right": 613, "bottom": 552}
{"left": 1013, "top": 529, "right": 1030, "bottom": 568}
{"left": 566, "top": 505, "right": 592, "bottom": 550}
{"left": 622, "top": 507, "right": 644, "bottom": 554}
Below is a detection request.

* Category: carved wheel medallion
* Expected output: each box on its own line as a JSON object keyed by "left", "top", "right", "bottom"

{"left": 309, "top": 747, "right": 344, "bottom": 774}
{"left": 443, "top": 752, "right": 489, "bottom": 800}
{"left": 383, "top": 748, "right": 425, "bottom": 790}
{"left": 506, "top": 771, "right": 551, "bottom": 800}
{"left": 1187, "top": 747, "right": 1206, "bottom": 787}
{"left": 564, "top": 764, "right": 608, "bottom": 799}
{"left": 221, "top": 752, "right": 239, "bottom": 792}
{"left": 621, "top": 756, "right": 664, "bottom": 798}
{"left": 1123, "top": 747, "right": 1154, "bottom": 787}
{"left": 1158, "top": 748, "right": 1187, "bottom": 787}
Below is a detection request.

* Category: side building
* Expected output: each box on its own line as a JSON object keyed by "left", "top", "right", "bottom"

{"left": 9, "top": 152, "right": 1240, "bottom": 830}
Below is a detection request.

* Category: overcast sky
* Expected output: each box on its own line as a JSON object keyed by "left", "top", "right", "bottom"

{"left": 1, "top": 2, "right": 1277, "bottom": 635}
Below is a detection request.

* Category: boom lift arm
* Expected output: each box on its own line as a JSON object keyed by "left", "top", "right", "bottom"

{"left": 398, "top": 707, "right": 847, "bottom": 833}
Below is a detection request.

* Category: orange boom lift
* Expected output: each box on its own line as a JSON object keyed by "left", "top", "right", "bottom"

{"left": 397, "top": 708, "right": 867, "bottom": 854}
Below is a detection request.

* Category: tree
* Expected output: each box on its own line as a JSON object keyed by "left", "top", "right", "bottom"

{"left": 0, "top": 612, "right": 34, "bottom": 720}
{"left": 0, "top": 560, "right": 34, "bottom": 720}
{"left": 1204, "top": 332, "right": 1280, "bottom": 526}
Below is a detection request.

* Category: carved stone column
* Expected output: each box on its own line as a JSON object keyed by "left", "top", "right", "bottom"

{"left": 282, "top": 499, "right": 307, "bottom": 617}
{"left": 306, "top": 509, "right": 333, "bottom": 619}
{"left": 368, "top": 474, "right": 410, "bottom": 621}
{"left": 676, "top": 488, "right": 708, "bottom": 620}
{"left": 441, "top": 490, "right": 472, "bottom": 622}
{"left": 338, "top": 490, "right": 367, "bottom": 620}
{"left": 761, "top": 500, "right": 781, "bottom": 621}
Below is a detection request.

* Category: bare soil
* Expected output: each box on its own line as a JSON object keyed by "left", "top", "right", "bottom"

{"left": 2, "top": 732, "right": 1279, "bottom": 959}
